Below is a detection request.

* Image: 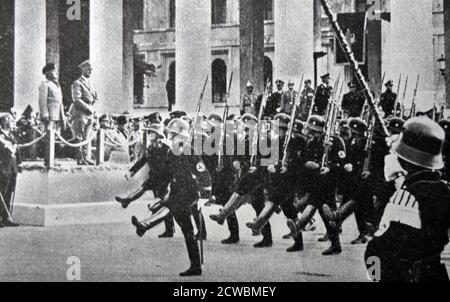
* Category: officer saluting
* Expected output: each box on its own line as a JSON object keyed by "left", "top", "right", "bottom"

{"left": 365, "top": 117, "right": 450, "bottom": 282}
{"left": 314, "top": 74, "right": 333, "bottom": 116}
{"left": 341, "top": 81, "right": 365, "bottom": 118}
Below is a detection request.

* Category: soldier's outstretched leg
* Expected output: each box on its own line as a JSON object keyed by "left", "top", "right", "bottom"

{"left": 209, "top": 192, "right": 243, "bottom": 225}
{"left": 252, "top": 195, "right": 273, "bottom": 248}
{"left": 115, "top": 187, "right": 146, "bottom": 209}
{"left": 287, "top": 204, "right": 316, "bottom": 247}
{"left": 281, "top": 198, "right": 304, "bottom": 252}
{"left": 131, "top": 205, "right": 170, "bottom": 237}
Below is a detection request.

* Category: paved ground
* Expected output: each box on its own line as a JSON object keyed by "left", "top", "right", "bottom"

{"left": 1, "top": 204, "right": 449, "bottom": 282}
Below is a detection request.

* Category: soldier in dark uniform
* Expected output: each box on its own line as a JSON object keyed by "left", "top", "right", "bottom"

{"left": 323, "top": 118, "right": 377, "bottom": 245}
{"left": 246, "top": 113, "right": 305, "bottom": 252}
{"left": 265, "top": 80, "right": 284, "bottom": 118}
{"left": 313, "top": 74, "right": 333, "bottom": 116}
{"left": 286, "top": 115, "right": 347, "bottom": 255}
{"left": 299, "top": 79, "right": 315, "bottom": 122}
{"left": 0, "top": 113, "right": 21, "bottom": 228}
{"left": 16, "top": 105, "right": 40, "bottom": 160}
{"left": 210, "top": 114, "right": 273, "bottom": 248}
{"left": 341, "top": 81, "right": 366, "bottom": 118}
{"left": 365, "top": 117, "right": 450, "bottom": 282}
{"left": 439, "top": 120, "right": 450, "bottom": 181}
{"left": 240, "top": 82, "right": 258, "bottom": 116}
{"left": 379, "top": 80, "right": 398, "bottom": 118}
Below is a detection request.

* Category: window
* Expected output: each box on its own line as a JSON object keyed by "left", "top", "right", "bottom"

{"left": 264, "top": 0, "right": 273, "bottom": 21}
{"left": 212, "top": 59, "right": 227, "bottom": 103}
{"left": 264, "top": 56, "right": 273, "bottom": 86}
{"left": 212, "top": 0, "right": 227, "bottom": 25}
{"left": 169, "top": 0, "right": 176, "bottom": 28}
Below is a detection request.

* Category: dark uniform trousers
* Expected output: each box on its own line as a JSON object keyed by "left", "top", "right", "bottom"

{"left": 0, "top": 174, "right": 16, "bottom": 221}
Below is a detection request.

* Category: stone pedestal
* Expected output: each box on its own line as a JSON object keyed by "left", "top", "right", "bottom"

{"left": 14, "top": 0, "right": 46, "bottom": 113}
{"left": 274, "top": 0, "right": 314, "bottom": 88}
{"left": 240, "top": 0, "right": 265, "bottom": 95}
{"left": 90, "top": 0, "right": 124, "bottom": 114}
{"left": 175, "top": 0, "right": 212, "bottom": 115}
{"left": 388, "top": 0, "right": 434, "bottom": 110}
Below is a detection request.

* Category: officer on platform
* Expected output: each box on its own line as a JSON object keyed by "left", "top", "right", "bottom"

{"left": 314, "top": 74, "right": 333, "bottom": 116}
{"left": 265, "top": 79, "right": 284, "bottom": 118}
{"left": 299, "top": 79, "right": 315, "bottom": 122}
{"left": 281, "top": 80, "right": 298, "bottom": 116}
{"left": 380, "top": 80, "right": 398, "bottom": 118}
{"left": 240, "top": 81, "right": 258, "bottom": 116}
{"left": 341, "top": 81, "right": 365, "bottom": 118}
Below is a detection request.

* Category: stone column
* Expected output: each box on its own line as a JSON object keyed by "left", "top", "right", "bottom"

{"left": 274, "top": 0, "right": 314, "bottom": 89}
{"left": 46, "top": 0, "right": 60, "bottom": 67}
{"left": 90, "top": 0, "right": 124, "bottom": 114}
{"left": 14, "top": 0, "right": 47, "bottom": 113}
{"left": 388, "top": 0, "right": 434, "bottom": 110}
{"left": 240, "top": 0, "right": 265, "bottom": 96}
{"left": 175, "top": 0, "right": 212, "bottom": 115}
{"left": 445, "top": 0, "right": 450, "bottom": 108}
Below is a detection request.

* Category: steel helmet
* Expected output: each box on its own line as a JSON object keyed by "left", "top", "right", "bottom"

{"left": 392, "top": 116, "right": 445, "bottom": 170}
{"left": 166, "top": 118, "right": 190, "bottom": 138}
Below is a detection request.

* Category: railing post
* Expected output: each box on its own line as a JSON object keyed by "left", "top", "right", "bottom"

{"left": 47, "top": 127, "right": 55, "bottom": 168}
{"left": 97, "top": 129, "right": 105, "bottom": 165}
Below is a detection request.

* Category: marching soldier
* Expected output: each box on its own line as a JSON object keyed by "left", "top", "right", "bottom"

{"left": 265, "top": 79, "right": 284, "bottom": 118}
{"left": 71, "top": 60, "right": 98, "bottom": 166}
{"left": 323, "top": 118, "right": 376, "bottom": 245}
{"left": 0, "top": 113, "right": 20, "bottom": 228}
{"left": 286, "top": 115, "right": 347, "bottom": 255}
{"left": 379, "top": 80, "right": 397, "bottom": 118}
{"left": 240, "top": 82, "right": 258, "bottom": 116}
{"left": 210, "top": 114, "right": 273, "bottom": 248}
{"left": 365, "top": 117, "right": 450, "bottom": 282}
{"left": 281, "top": 80, "right": 298, "bottom": 116}
{"left": 246, "top": 113, "right": 304, "bottom": 252}
{"left": 314, "top": 74, "right": 333, "bottom": 116}
{"left": 341, "top": 81, "right": 365, "bottom": 118}
{"left": 134, "top": 118, "right": 212, "bottom": 277}
{"left": 299, "top": 79, "right": 315, "bottom": 122}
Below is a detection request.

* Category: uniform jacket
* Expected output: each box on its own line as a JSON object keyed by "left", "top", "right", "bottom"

{"left": 299, "top": 87, "right": 315, "bottom": 121}
{"left": 281, "top": 90, "right": 298, "bottom": 116}
{"left": 0, "top": 129, "right": 21, "bottom": 175}
{"left": 314, "top": 84, "right": 333, "bottom": 116}
{"left": 71, "top": 76, "right": 98, "bottom": 118}
{"left": 39, "top": 79, "right": 64, "bottom": 121}
{"left": 380, "top": 90, "right": 397, "bottom": 117}
{"left": 264, "top": 91, "right": 282, "bottom": 118}
{"left": 341, "top": 91, "right": 365, "bottom": 118}
{"left": 240, "top": 92, "right": 257, "bottom": 116}
{"left": 365, "top": 170, "right": 450, "bottom": 282}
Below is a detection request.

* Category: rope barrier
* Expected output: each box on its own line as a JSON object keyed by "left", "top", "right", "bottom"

{"left": 18, "top": 133, "right": 48, "bottom": 148}
{"left": 55, "top": 131, "right": 97, "bottom": 148}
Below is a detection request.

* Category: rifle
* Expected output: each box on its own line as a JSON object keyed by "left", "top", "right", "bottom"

{"left": 281, "top": 75, "right": 304, "bottom": 170}
{"left": 321, "top": 99, "right": 339, "bottom": 169}
{"left": 187, "top": 76, "right": 209, "bottom": 147}
{"left": 393, "top": 74, "right": 402, "bottom": 118}
{"left": 250, "top": 79, "right": 271, "bottom": 167}
{"left": 217, "top": 72, "right": 234, "bottom": 169}
{"left": 362, "top": 114, "right": 376, "bottom": 174}
{"left": 320, "top": 0, "right": 390, "bottom": 138}
{"left": 409, "top": 74, "right": 420, "bottom": 118}
{"left": 400, "top": 75, "right": 409, "bottom": 118}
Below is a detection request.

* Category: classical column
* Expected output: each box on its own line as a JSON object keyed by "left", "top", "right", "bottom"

{"left": 274, "top": 0, "right": 314, "bottom": 88}
{"left": 445, "top": 0, "right": 450, "bottom": 108}
{"left": 46, "top": 0, "right": 60, "bottom": 67}
{"left": 14, "top": 0, "right": 47, "bottom": 113}
{"left": 388, "top": 0, "right": 434, "bottom": 110}
{"left": 240, "top": 0, "right": 265, "bottom": 96}
{"left": 90, "top": 0, "right": 124, "bottom": 114}
{"left": 175, "top": 0, "right": 212, "bottom": 115}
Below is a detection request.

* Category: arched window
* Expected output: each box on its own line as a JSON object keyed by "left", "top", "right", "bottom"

{"left": 212, "top": 0, "right": 227, "bottom": 25}
{"left": 212, "top": 59, "right": 227, "bottom": 103}
{"left": 264, "top": 56, "right": 273, "bottom": 86}
{"left": 264, "top": 0, "right": 273, "bottom": 21}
